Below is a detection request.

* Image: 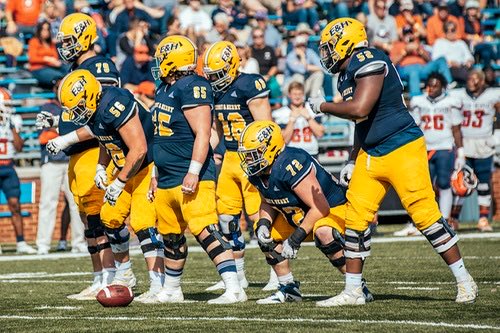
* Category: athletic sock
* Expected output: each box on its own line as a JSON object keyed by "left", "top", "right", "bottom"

{"left": 92, "top": 271, "right": 103, "bottom": 286}
{"left": 164, "top": 266, "right": 183, "bottom": 290}
{"left": 16, "top": 235, "right": 24, "bottom": 242}
{"left": 345, "top": 273, "right": 362, "bottom": 293}
{"left": 449, "top": 258, "right": 469, "bottom": 283}
{"left": 217, "top": 259, "right": 239, "bottom": 292}
{"left": 277, "top": 272, "right": 294, "bottom": 285}
{"left": 439, "top": 188, "right": 452, "bottom": 219}
{"left": 148, "top": 270, "right": 163, "bottom": 292}
{"left": 101, "top": 267, "right": 116, "bottom": 287}
{"left": 235, "top": 257, "right": 245, "bottom": 274}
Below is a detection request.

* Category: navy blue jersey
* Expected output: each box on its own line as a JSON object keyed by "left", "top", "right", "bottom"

{"left": 60, "top": 55, "right": 121, "bottom": 156}
{"left": 152, "top": 75, "right": 216, "bottom": 189}
{"left": 88, "top": 86, "right": 154, "bottom": 171}
{"left": 338, "top": 47, "right": 422, "bottom": 156}
{"left": 215, "top": 73, "right": 270, "bottom": 151}
{"left": 249, "top": 147, "right": 346, "bottom": 227}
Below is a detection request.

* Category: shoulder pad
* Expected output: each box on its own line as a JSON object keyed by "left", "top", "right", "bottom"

{"left": 354, "top": 61, "right": 387, "bottom": 79}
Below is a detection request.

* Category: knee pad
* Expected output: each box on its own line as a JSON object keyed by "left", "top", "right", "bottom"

{"left": 314, "top": 228, "right": 344, "bottom": 256}
{"left": 477, "top": 183, "right": 491, "bottom": 206}
{"left": 422, "top": 217, "right": 459, "bottom": 253}
{"left": 104, "top": 224, "right": 130, "bottom": 254}
{"left": 84, "top": 214, "right": 105, "bottom": 239}
{"left": 219, "top": 214, "right": 245, "bottom": 251}
{"left": 136, "top": 227, "right": 164, "bottom": 259}
{"left": 87, "top": 242, "right": 111, "bottom": 255}
{"left": 258, "top": 241, "right": 286, "bottom": 266}
{"left": 344, "top": 228, "right": 371, "bottom": 259}
{"left": 197, "top": 224, "right": 232, "bottom": 261}
{"left": 163, "top": 233, "right": 188, "bottom": 260}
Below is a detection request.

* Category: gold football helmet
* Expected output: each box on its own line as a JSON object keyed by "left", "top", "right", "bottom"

{"left": 152, "top": 35, "right": 197, "bottom": 80}
{"left": 57, "top": 13, "right": 98, "bottom": 62}
{"left": 319, "top": 18, "right": 368, "bottom": 74}
{"left": 58, "top": 69, "right": 101, "bottom": 126}
{"left": 203, "top": 41, "right": 240, "bottom": 92}
{"left": 238, "top": 121, "right": 285, "bottom": 176}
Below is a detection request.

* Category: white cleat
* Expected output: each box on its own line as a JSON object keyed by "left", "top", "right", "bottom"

{"left": 316, "top": 287, "right": 366, "bottom": 307}
{"left": 67, "top": 284, "right": 101, "bottom": 300}
{"left": 456, "top": 275, "right": 478, "bottom": 304}
{"left": 135, "top": 289, "right": 162, "bottom": 304}
{"left": 206, "top": 273, "right": 249, "bottom": 291}
{"left": 393, "top": 223, "right": 420, "bottom": 237}
{"left": 157, "top": 287, "right": 184, "bottom": 303}
{"left": 112, "top": 268, "right": 137, "bottom": 288}
{"left": 257, "top": 281, "right": 302, "bottom": 304}
{"left": 262, "top": 269, "right": 279, "bottom": 291}
{"left": 16, "top": 241, "right": 37, "bottom": 254}
{"left": 208, "top": 289, "right": 247, "bottom": 304}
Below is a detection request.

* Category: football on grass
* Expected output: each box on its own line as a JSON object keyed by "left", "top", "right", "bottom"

{"left": 96, "top": 285, "right": 134, "bottom": 307}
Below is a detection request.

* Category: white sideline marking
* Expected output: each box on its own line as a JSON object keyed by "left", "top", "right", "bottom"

{"left": 0, "top": 272, "right": 88, "bottom": 279}
{"left": 0, "top": 315, "right": 498, "bottom": 330}
{"left": 395, "top": 287, "right": 440, "bottom": 291}
{"left": 0, "top": 280, "right": 86, "bottom": 284}
{"left": 1, "top": 232, "right": 499, "bottom": 262}
{"left": 34, "top": 306, "right": 81, "bottom": 310}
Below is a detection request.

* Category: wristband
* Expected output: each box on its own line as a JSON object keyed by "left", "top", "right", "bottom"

{"left": 256, "top": 218, "right": 272, "bottom": 230}
{"left": 288, "top": 227, "right": 307, "bottom": 248}
{"left": 114, "top": 177, "right": 127, "bottom": 188}
{"left": 151, "top": 165, "right": 158, "bottom": 178}
{"left": 188, "top": 160, "right": 203, "bottom": 175}
{"left": 456, "top": 147, "right": 465, "bottom": 159}
{"left": 63, "top": 130, "right": 81, "bottom": 146}
{"left": 96, "top": 164, "right": 106, "bottom": 172}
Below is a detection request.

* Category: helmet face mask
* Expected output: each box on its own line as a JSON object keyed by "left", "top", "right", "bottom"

{"left": 238, "top": 144, "right": 269, "bottom": 177}
{"left": 319, "top": 37, "right": 341, "bottom": 74}
{"left": 204, "top": 64, "right": 232, "bottom": 92}
{"left": 56, "top": 33, "right": 82, "bottom": 63}
{"left": 203, "top": 42, "right": 240, "bottom": 92}
{"left": 63, "top": 98, "right": 94, "bottom": 126}
{"left": 151, "top": 56, "right": 163, "bottom": 81}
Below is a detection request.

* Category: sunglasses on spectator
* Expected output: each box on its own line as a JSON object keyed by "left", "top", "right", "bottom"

{"left": 253, "top": 34, "right": 264, "bottom": 38}
{"left": 376, "top": 5, "right": 385, "bottom": 9}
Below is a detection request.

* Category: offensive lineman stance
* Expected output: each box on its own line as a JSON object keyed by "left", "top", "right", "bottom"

{"left": 308, "top": 18, "right": 477, "bottom": 306}
{"left": 203, "top": 41, "right": 273, "bottom": 290}
{"left": 47, "top": 70, "right": 164, "bottom": 303}
{"left": 148, "top": 36, "right": 246, "bottom": 304}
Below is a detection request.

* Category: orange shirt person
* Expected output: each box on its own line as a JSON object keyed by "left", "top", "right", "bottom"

{"left": 5, "top": 0, "right": 44, "bottom": 35}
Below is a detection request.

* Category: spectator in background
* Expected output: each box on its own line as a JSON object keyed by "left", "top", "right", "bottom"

{"left": 143, "top": 0, "right": 177, "bottom": 34}
{"left": 366, "top": 0, "right": 398, "bottom": 53}
{"left": 211, "top": 0, "right": 248, "bottom": 31}
{"left": 389, "top": 0, "right": 433, "bottom": 17}
{"left": 28, "top": 21, "right": 67, "bottom": 89}
{"left": 250, "top": 27, "right": 281, "bottom": 100}
{"left": 272, "top": 81, "right": 324, "bottom": 158}
{"left": 35, "top": 92, "right": 86, "bottom": 255}
{"left": 432, "top": 21, "right": 474, "bottom": 84}
{"left": 390, "top": 26, "right": 453, "bottom": 97}
{"left": 463, "top": 0, "right": 496, "bottom": 69}
{"left": 236, "top": 41, "right": 259, "bottom": 74}
{"left": 73, "top": 0, "right": 108, "bottom": 54}
{"left": 116, "top": 18, "right": 155, "bottom": 70}
{"left": 120, "top": 45, "right": 154, "bottom": 92}
{"left": 5, "top": 0, "right": 44, "bottom": 37}
{"left": 395, "top": 0, "right": 426, "bottom": 40}
{"left": 39, "top": 0, "right": 63, "bottom": 40}
{"left": 134, "top": 80, "right": 156, "bottom": 109}
{"left": 285, "top": 35, "right": 324, "bottom": 98}
{"left": 113, "top": 0, "right": 153, "bottom": 36}
{"left": 165, "top": 15, "right": 181, "bottom": 36}
{"left": 248, "top": 12, "right": 282, "bottom": 50}
{"left": 282, "top": 0, "right": 319, "bottom": 31}
{"left": 206, "top": 12, "right": 233, "bottom": 43}
{"left": 0, "top": 90, "right": 36, "bottom": 254}
{"left": 179, "top": 0, "right": 212, "bottom": 37}
{"left": 448, "top": 0, "right": 467, "bottom": 17}
{"left": 426, "top": 1, "right": 464, "bottom": 45}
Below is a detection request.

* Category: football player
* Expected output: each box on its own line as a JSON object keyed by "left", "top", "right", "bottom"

{"left": 46, "top": 70, "right": 164, "bottom": 303}
{"left": 0, "top": 90, "right": 36, "bottom": 254}
{"left": 35, "top": 13, "right": 131, "bottom": 299}
{"left": 394, "top": 73, "right": 464, "bottom": 236}
{"left": 239, "top": 121, "right": 373, "bottom": 304}
{"left": 148, "top": 35, "right": 246, "bottom": 304}
{"left": 308, "top": 18, "right": 477, "bottom": 306}
{"left": 449, "top": 70, "right": 500, "bottom": 232}
{"left": 203, "top": 41, "right": 273, "bottom": 291}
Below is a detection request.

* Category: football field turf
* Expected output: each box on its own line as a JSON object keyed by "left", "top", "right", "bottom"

{"left": 0, "top": 224, "right": 499, "bottom": 333}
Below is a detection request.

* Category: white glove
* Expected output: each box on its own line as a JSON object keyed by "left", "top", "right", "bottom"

{"left": 46, "top": 131, "right": 79, "bottom": 155}
{"left": 36, "top": 111, "right": 59, "bottom": 129}
{"left": 307, "top": 91, "right": 326, "bottom": 115}
{"left": 256, "top": 221, "right": 273, "bottom": 245}
{"left": 94, "top": 164, "right": 108, "bottom": 190}
{"left": 454, "top": 147, "right": 466, "bottom": 170}
{"left": 104, "top": 178, "right": 126, "bottom": 206}
{"left": 281, "top": 239, "right": 299, "bottom": 259}
{"left": 339, "top": 161, "right": 355, "bottom": 187}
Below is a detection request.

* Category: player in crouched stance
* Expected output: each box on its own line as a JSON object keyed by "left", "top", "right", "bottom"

{"left": 148, "top": 35, "right": 246, "bottom": 304}
{"left": 238, "top": 121, "right": 372, "bottom": 304}
{"left": 47, "top": 70, "right": 164, "bottom": 303}
{"left": 308, "top": 18, "right": 477, "bottom": 306}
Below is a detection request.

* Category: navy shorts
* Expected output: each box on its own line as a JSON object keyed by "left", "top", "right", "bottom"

{"left": 0, "top": 162, "right": 20, "bottom": 199}
{"left": 466, "top": 156, "right": 493, "bottom": 184}
{"left": 428, "top": 149, "right": 454, "bottom": 189}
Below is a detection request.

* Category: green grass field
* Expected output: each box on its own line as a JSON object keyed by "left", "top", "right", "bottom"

{"left": 0, "top": 224, "right": 499, "bottom": 333}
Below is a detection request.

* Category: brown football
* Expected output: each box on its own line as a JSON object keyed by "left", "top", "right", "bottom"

{"left": 96, "top": 285, "right": 134, "bottom": 307}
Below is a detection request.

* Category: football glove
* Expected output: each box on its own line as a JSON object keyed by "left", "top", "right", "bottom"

{"left": 46, "top": 131, "right": 79, "bottom": 155}
{"left": 339, "top": 161, "right": 355, "bottom": 187}
{"left": 36, "top": 111, "right": 59, "bottom": 129}
{"left": 307, "top": 91, "right": 325, "bottom": 115}
{"left": 256, "top": 218, "right": 273, "bottom": 245}
{"left": 281, "top": 227, "right": 307, "bottom": 259}
{"left": 94, "top": 164, "right": 108, "bottom": 191}
{"left": 282, "top": 239, "right": 299, "bottom": 259}
{"left": 104, "top": 178, "right": 126, "bottom": 206}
